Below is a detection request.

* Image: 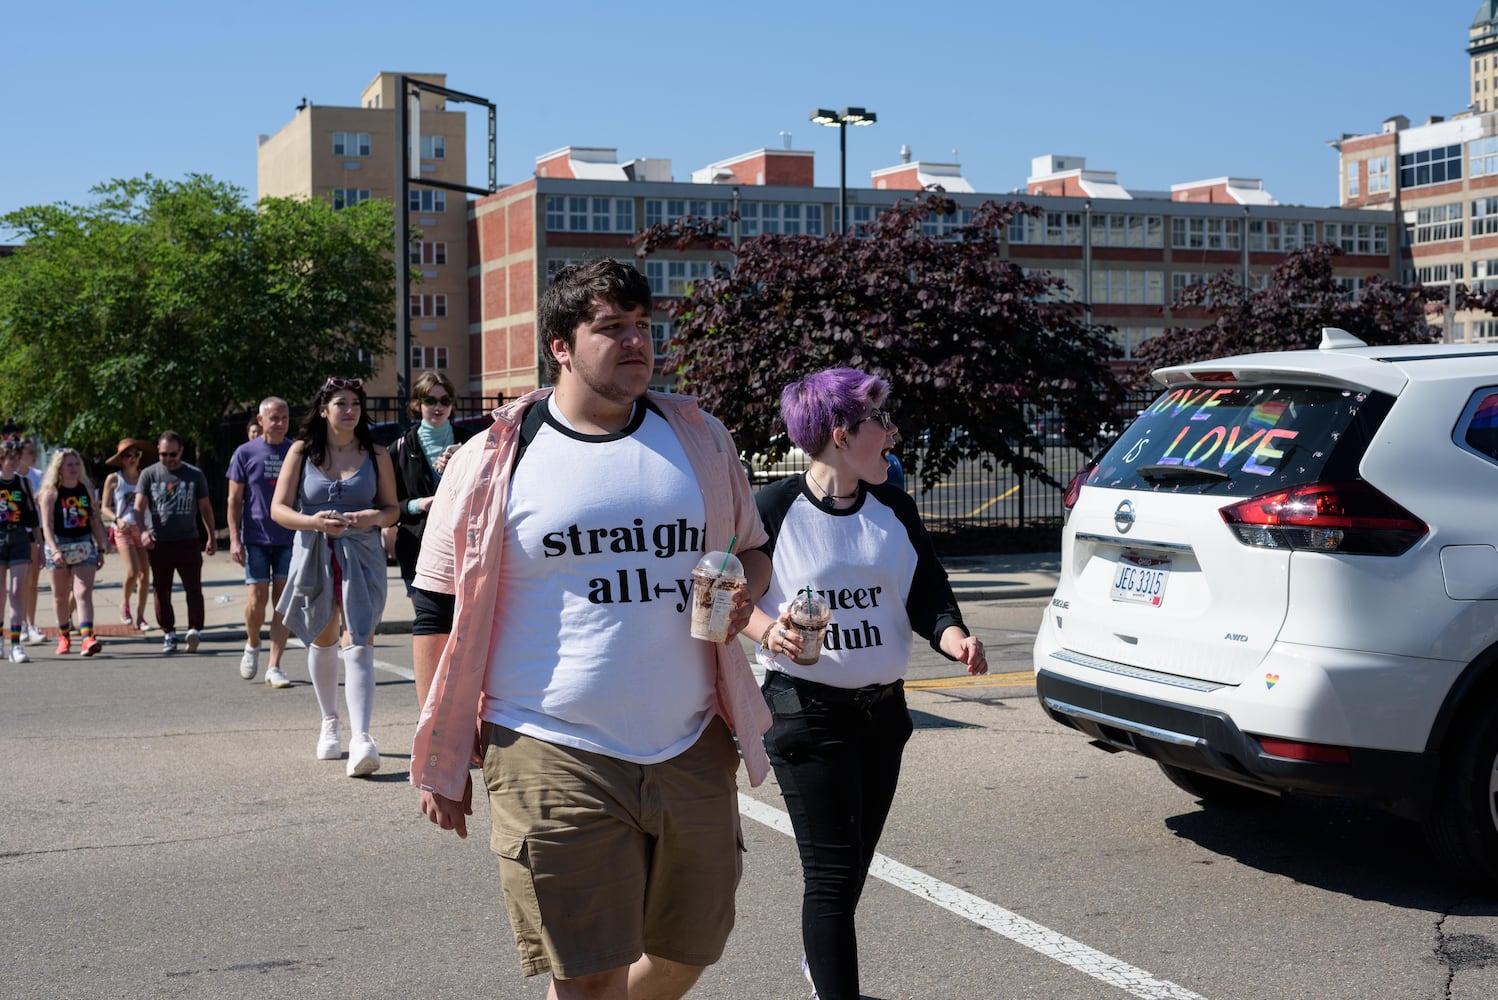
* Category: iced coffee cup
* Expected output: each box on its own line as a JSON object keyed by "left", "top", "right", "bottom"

{"left": 787, "top": 590, "right": 832, "bottom": 666}
{"left": 690, "top": 551, "right": 745, "bottom": 643}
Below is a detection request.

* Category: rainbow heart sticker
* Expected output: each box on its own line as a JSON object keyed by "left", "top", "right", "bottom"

{"left": 1265, "top": 673, "right": 1280, "bottom": 690}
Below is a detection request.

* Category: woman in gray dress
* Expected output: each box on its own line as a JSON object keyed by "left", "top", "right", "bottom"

{"left": 271, "top": 378, "right": 398, "bottom": 777}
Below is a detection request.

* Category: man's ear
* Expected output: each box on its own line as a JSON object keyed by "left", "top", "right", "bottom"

{"left": 549, "top": 337, "right": 571, "bottom": 369}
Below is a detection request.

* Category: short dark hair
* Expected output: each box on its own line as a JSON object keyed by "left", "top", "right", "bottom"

{"left": 407, "top": 370, "right": 456, "bottom": 418}
{"left": 537, "top": 258, "right": 651, "bottom": 383}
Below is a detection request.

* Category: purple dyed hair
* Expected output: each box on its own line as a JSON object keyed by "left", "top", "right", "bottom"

{"left": 779, "top": 367, "right": 889, "bottom": 457}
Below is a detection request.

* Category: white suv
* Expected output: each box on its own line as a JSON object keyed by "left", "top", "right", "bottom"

{"left": 1033, "top": 329, "right": 1498, "bottom": 883}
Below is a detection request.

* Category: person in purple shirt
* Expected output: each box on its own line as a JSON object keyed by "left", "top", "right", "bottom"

{"left": 227, "top": 397, "right": 296, "bottom": 688}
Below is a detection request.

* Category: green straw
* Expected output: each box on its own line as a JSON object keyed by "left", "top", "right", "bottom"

{"left": 718, "top": 536, "right": 737, "bottom": 574}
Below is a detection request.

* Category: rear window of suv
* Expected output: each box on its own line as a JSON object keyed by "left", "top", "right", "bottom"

{"left": 1088, "top": 383, "right": 1394, "bottom": 496}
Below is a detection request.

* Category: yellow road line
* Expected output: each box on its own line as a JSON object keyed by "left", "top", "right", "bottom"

{"left": 905, "top": 670, "right": 1034, "bottom": 690}
{"left": 962, "top": 483, "right": 1020, "bottom": 519}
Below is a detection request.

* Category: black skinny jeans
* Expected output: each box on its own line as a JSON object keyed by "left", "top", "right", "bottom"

{"left": 762, "top": 671, "right": 914, "bottom": 1000}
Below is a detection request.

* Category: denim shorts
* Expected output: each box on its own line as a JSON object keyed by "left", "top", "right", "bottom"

{"left": 0, "top": 526, "right": 32, "bottom": 567}
{"left": 244, "top": 543, "right": 292, "bottom": 584}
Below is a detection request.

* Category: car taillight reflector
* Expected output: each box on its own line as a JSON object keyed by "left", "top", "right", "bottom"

{"left": 1219, "top": 481, "right": 1427, "bottom": 556}
{"left": 1062, "top": 462, "right": 1097, "bottom": 510}
{"left": 1256, "top": 737, "right": 1351, "bottom": 764}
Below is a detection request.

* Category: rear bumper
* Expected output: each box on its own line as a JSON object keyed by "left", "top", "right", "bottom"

{"left": 1035, "top": 669, "right": 1435, "bottom": 813}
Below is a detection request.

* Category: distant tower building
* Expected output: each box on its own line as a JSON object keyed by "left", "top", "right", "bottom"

{"left": 1471, "top": 2, "right": 1498, "bottom": 113}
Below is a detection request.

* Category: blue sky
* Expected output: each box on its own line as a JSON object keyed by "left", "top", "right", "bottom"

{"left": 1, "top": 0, "right": 1477, "bottom": 233}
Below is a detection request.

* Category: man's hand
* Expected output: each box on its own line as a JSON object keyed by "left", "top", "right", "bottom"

{"left": 229, "top": 540, "right": 246, "bottom": 566}
{"left": 420, "top": 777, "right": 474, "bottom": 839}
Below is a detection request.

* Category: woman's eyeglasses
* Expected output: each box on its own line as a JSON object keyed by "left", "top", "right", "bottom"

{"left": 852, "top": 408, "right": 893, "bottom": 431}
{"left": 421, "top": 395, "right": 452, "bottom": 407}
{"left": 324, "top": 377, "right": 364, "bottom": 391}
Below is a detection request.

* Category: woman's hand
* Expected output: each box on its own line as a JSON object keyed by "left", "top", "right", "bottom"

{"left": 941, "top": 627, "right": 988, "bottom": 675}
{"left": 316, "top": 510, "right": 349, "bottom": 537}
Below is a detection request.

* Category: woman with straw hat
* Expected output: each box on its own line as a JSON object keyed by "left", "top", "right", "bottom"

{"left": 100, "top": 438, "right": 155, "bottom": 631}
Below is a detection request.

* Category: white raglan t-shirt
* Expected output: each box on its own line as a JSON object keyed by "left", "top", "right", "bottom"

{"left": 479, "top": 398, "right": 715, "bottom": 763}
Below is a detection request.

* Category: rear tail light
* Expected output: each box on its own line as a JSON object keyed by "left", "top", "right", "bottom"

{"left": 1062, "top": 462, "right": 1098, "bottom": 510}
{"left": 1255, "top": 737, "right": 1351, "bottom": 764}
{"left": 1219, "top": 481, "right": 1427, "bottom": 556}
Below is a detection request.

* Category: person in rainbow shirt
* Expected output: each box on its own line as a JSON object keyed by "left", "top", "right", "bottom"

{"left": 37, "top": 448, "right": 109, "bottom": 657}
{"left": 0, "top": 439, "right": 40, "bottom": 662}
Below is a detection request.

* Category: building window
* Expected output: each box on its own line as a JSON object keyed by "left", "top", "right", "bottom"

{"left": 1170, "top": 271, "right": 1218, "bottom": 295}
{"left": 1332, "top": 276, "right": 1367, "bottom": 300}
{"left": 409, "top": 241, "right": 448, "bottom": 266}
{"left": 1347, "top": 160, "right": 1360, "bottom": 199}
{"left": 1413, "top": 203, "right": 1464, "bottom": 244}
{"left": 1472, "top": 137, "right": 1498, "bottom": 178}
{"left": 411, "top": 346, "right": 449, "bottom": 370}
{"left": 1043, "top": 211, "right": 1084, "bottom": 246}
{"left": 1090, "top": 269, "right": 1164, "bottom": 304}
{"left": 333, "top": 132, "right": 371, "bottom": 157}
{"left": 1399, "top": 145, "right": 1463, "bottom": 189}
{"left": 832, "top": 204, "right": 876, "bottom": 235}
{"left": 331, "top": 188, "right": 371, "bottom": 210}
{"left": 548, "top": 197, "right": 634, "bottom": 233}
{"left": 1170, "top": 217, "right": 1241, "bottom": 250}
{"left": 1415, "top": 262, "right": 1465, "bottom": 284}
{"left": 647, "top": 199, "right": 733, "bottom": 227}
{"left": 650, "top": 260, "right": 712, "bottom": 296}
{"left": 919, "top": 206, "right": 974, "bottom": 238}
{"left": 1090, "top": 214, "right": 1164, "bottom": 248}
{"left": 1324, "top": 223, "right": 1389, "bottom": 255}
{"left": 651, "top": 321, "right": 673, "bottom": 359}
{"left": 409, "top": 293, "right": 448, "bottom": 318}
{"left": 1111, "top": 327, "right": 1164, "bottom": 361}
{"left": 420, "top": 135, "right": 446, "bottom": 160}
{"left": 1368, "top": 156, "right": 1391, "bottom": 193}
{"left": 409, "top": 189, "right": 447, "bottom": 213}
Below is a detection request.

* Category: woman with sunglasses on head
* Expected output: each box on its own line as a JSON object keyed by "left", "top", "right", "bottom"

{"left": 100, "top": 438, "right": 155, "bottom": 632}
{"left": 37, "top": 448, "right": 110, "bottom": 658}
{"left": 272, "top": 377, "right": 399, "bottom": 778}
{"left": 744, "top": 367, "right": 987, "bottom": 1000}
{"left": 391, "top": 370, "right": 474, "bottom": 594}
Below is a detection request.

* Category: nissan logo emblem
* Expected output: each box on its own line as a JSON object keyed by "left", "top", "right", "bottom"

{"left": 1114, "top": 499, "right": 1136, "bottom": 534}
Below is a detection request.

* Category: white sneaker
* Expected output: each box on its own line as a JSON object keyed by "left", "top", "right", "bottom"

{"left": 9, "top": 645, "right": 29, "bottom": 663}
{"left": 239, "top": 645, "right": 259, "bottom": 680}
{"left": 185, "top": 629, "right": 201, "bottom": 654}
{"left": 264, "top": 665, "right": 291, "bottom": 689}
{"left": 316, "top": 717, "right": 341, "bottom": 760}
{"left": 24, "top": 624, "right": 44, "bottom": 645}
{"left": 347, "top": 733, "right": 381, "bottom": 777}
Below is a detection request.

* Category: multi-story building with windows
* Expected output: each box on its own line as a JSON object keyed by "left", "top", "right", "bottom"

{"left": 468, "top": 147, "right": 1395, "bottom": 397}
{"left": 256, "top": 72, "right": 469, "bottom": 394}
{"left": 1332, "top": 3, "right": 1498, "bottom": 343}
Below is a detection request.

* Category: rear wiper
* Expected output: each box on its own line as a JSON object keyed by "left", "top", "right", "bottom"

{"left": 1136, "top": 464, "right": 1231, "bottom": 483}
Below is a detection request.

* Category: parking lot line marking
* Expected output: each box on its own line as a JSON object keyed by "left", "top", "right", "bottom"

{"left": 739, "top": 795, "right": 1209, "bottom": 1000}
{"left": 963, "top": 483, "right": 1020, "bottom": 518}
{"left": 905, "top": 671, "right": 1033, "bottom": 690}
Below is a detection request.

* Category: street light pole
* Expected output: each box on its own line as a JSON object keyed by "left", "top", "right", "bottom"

{"left": 810, "top": 107, "right": 877, "bottom": 234}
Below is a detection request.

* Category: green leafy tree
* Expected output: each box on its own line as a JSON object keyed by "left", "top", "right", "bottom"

{"left": 635, "top": 193, "right": 1123, "bottom": 486}
{"left": 0, "top": 174, "right": 396, "bottom": 456}
{"left": 1130, "top": 244, "right": 1444, "bottom": 382}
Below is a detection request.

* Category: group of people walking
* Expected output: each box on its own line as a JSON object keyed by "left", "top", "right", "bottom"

{"left": 8, "top": 257, "right": 987, "bottom": 998}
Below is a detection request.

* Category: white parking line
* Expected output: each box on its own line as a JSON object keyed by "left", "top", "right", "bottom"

{"left": 737, "top": 794, "right": 1208, "bottom": 1000}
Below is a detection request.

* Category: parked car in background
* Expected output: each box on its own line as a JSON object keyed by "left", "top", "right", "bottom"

{"left": 1033, "top": 328, "right": 1498, "bottom": 885}
{"left": 746, "top": 437, "right": 811, "bottom": 484}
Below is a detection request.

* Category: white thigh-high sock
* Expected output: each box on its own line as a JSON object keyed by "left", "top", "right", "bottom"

{"left": 307, "top": 642, "right": 342, "bottom": 720}
{"left": 342, "top": 644, "right": 375, "bottom": 738}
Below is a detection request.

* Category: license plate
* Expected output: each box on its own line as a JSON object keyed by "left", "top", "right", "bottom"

{"left": 1111, "top": 553, "right": 1170, "bottom": 606}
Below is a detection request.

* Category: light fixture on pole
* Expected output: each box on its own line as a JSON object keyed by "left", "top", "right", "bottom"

{"left": 809, "top": 107, "right": 877, "bottom": 234}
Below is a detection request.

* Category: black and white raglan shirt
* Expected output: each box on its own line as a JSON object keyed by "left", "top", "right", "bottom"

{"left": 754, "top": 475, "right": 966, "bottom": 688}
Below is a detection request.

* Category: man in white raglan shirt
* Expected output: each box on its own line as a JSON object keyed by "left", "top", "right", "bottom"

{"left": 409, "top": 258, "right": 772, "bottom": 1000}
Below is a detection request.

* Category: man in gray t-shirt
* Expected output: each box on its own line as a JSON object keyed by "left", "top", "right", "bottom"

{"left": 134, "top": 431, "right": 217, "bottom": 654}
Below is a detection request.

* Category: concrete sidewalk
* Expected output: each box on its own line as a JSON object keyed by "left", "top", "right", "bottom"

{"left": 71, "top": 544, "right": 1059, "bottom": 645}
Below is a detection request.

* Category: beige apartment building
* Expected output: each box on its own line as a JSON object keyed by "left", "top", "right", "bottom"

{"left": 256, "top": 72, "right": 470, "bottom": 396}
{"left": 1333, "top": 2, "right": 1498, "bottom": 342}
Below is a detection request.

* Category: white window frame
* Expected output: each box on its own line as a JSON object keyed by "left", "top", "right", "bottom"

{"left": 409, "top": 189, "right": 447, "bottom": 213}
{"left": 410, "top": 345, "right": 450, "bottom": 370}
{"left": 420, "top": 135, "right": 446, "bottom": 160}
{"left": 333, "top": 132, "right": 371, "bottom": 157}
{"left": 409, "top": 241, "right": 448, "bottom": 266}
{"left": 331, "top": 188, "right": 371, "bottom": 210}
{"left": 408, "top": 293, "right": 449, "bottom": 318}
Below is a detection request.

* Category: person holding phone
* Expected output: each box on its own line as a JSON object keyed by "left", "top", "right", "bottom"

{"left": 392, "top": 370, "right": 473, "bottom": 594}
{"left": 271, "top": 377, "right": 399, "bottom": 777}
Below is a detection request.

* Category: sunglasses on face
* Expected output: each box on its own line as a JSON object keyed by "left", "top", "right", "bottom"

{"left": 159, "top": 451, "right": 181, "bottom": 459}
{"left": 421, "top": 395, "right": 453, "bottom": 407}
{"left": 324, "top": 377, "right": 364, "bottom": 391}
{"left": 852, "top": 408, "right": 894, "bottom": 431}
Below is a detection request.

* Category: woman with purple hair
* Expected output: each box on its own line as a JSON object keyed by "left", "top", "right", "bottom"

{"left": 745, "top": 367, "right": 987, "bottom": 1000}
